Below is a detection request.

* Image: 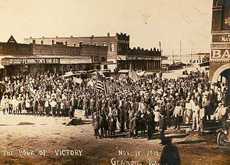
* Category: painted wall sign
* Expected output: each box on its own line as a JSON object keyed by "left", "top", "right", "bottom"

{"left": 126, "top": 56, "right": 161, "bottom": 61}
{"left": 2, "top": 58, "right": 60, "bottom": 65}
{"left": 211, "top": 49, "right": 230, "bottom": 60}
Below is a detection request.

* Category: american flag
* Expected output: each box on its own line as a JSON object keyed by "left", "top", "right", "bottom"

{"left": 95, "top": 80, "right": 108, "bottom": 95}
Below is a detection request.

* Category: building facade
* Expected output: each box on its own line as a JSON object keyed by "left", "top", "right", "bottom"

{"left": 0, "top": 36, "right": 108, "bottom": 75}
{"left": 117, "top": 47, "right": 162, "bottom": 71}
{"left": 210, "top": 0, "right": 230, "bottom": 104}
{"left": 25, "top": 33, "right": 163, "bottom": 72}
{"left": 24, "top": 33, "right": 128, "bottom": 66}
{"left": 210, "top": 0, "right": 230, "bottom": 81}
{"left": 189, "top": 53, "right": 209, "bottom": 65}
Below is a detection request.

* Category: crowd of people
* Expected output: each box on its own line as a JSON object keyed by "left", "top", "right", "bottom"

{"left": 0, "top": 70, "right": 229, "bottom": 139}
{"left": 0, "top": 73, "right": 85, "bottom": 117}
{"left": 91, "top": 71, "right": 229, "bottom": 139}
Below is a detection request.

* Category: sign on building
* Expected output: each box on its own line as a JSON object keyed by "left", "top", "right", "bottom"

{"left": 211, "top": 49, "right": 230, "bottom": 61}
{"left": 2, "top": 58, "right": 60, "bottom": 65}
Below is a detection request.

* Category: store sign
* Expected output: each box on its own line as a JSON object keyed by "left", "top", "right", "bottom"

{"left": 212, "top": 34, "right": 230, "bottom": 42}
{"left": 126, "top": 56, "right": 160, "bottom": 60}
{"left": 211, "top": 49, "right": 230, "bottom": 60}
{"left": 60, "top": 58, "right": 91, "bottom": 64}
{"left": 3, "top": 58, "right": 60, "bottom": 65}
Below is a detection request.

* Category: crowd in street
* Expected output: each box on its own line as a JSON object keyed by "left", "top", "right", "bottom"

{"left": 91, "top": 71, "right": 229, "bottom": 139}
{"left": 0, "top": 70, "right": 229, "bottom": 139}
{"left": 0, "top": 73, "right": 85, "bottom": 117}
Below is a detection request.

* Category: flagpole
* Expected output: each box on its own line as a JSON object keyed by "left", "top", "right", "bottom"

{"left": 129, "top": 63, "right": 132, "bottom": 71}
{"left": 103, "top": 81, "right": 107, "bottom": 96}
{"left": 159, "top": 41, "right": 161, "bottom": 52}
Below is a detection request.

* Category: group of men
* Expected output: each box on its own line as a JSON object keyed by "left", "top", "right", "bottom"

{"left": 0, "top": 73, "right": 88, "bottom": 117}
{"left": 91, "top": 71, "right": 229, "bottom": 139}
{"left": 0, "top": 70, "right": 228, "bottom": 140}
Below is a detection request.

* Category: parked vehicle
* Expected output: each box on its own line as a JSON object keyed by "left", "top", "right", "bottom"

{"left": 216, "top": 120, "right": 230, "bottom": 146}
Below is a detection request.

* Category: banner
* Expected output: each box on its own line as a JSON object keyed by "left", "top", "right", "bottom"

{"left": 73, "top": 77, "right": 83, "bottom": 84}
{"left": 136, "top": 71, "right": 145, "bottom": 77}
{"left": 63, "top": 71, "right": 76, "bottom": 78}
{"left": 128, "top": 70, "right": 140, "bottom": 82}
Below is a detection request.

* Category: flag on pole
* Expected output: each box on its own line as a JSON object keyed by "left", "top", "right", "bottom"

{"left": 95, "top": 80, "right": 108, "bottom": 95}
{"left": 95, "top": 80, "right": 104, "bottom": 91}
{"left": 159, "top": 41, "right": 162, "bottom": 52}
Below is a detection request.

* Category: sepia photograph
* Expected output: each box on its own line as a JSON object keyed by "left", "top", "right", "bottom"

{"left": 0, "top": 0, "right": 230, "bottom": 164}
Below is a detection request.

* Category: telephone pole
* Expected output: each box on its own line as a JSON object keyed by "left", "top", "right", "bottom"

{"left": 190, "top": 48, "right": 193, "bottom": 64}
{"left": 179, "top": 40, "right": 182, "bottom": 63}
{"left": 172, "top": 49, "right": 175, "bottom": 64}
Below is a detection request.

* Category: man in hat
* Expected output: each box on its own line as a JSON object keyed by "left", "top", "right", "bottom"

{"left": 119, "top": 98, "right": 126, "bottom": 132}
{"left": 129, "top": 109, "right": 136, "bottom": 137}
{"left": 50, "top": 98, "right": 57, "bottom": 117}
{"left": 199, "top": 105, "right": 205, "bottom": 133}
{"left": 192, "top": 100, "right": 200, "bottom": 131}
{"left": 146, "top": 107, "right": 155, "bottom": 140}
{"left": 173, "top": 102, "right": 183, "bottom": 130}
{"left": 214, "top": 101, "right": 227, "bottom": 121}
{"left": 154, "top": 104, "right": 161, "bottom": 130}
{"left": 92, "top": 111, "right": 100, "bottom": 139}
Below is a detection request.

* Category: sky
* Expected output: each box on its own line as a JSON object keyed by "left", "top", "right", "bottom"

{"left": 0, "top": 0, "right": 212, "bottom": 55}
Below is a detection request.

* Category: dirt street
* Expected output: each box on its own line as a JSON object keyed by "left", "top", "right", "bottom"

{"left": 0, "top": 114, "right": 229, "bottom": 165}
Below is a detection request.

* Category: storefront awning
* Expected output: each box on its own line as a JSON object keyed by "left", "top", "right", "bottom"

{"left": 0, "top": 56, "right": 92, "bottom": 65}
{"left": 60, "top": 58, "right": 91, "bottom": 64}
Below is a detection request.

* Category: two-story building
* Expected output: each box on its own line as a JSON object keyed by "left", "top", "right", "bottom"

{"left": 25, "top": 33, "right": 164, "bottom": 72}
{"left": 0, "top": 36, "right": 108, "bottom": 75}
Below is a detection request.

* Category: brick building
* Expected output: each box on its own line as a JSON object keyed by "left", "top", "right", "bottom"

{"left": 25, "top": 33, "right": 163, "bottom": 72}
{"left": 25, "top": 33, "right": 123, "bottom": 60}
{"left": 210, "top": 0, "right": 230, "bottom": 82}
{"left": 117, "top": 47, "right": 162, "bottom": 71}
{"left": 210, "top": 0, "right": 230, "bottom": 104}
{"left": 0, "top": 36, "right": 108, "bottom": 75}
